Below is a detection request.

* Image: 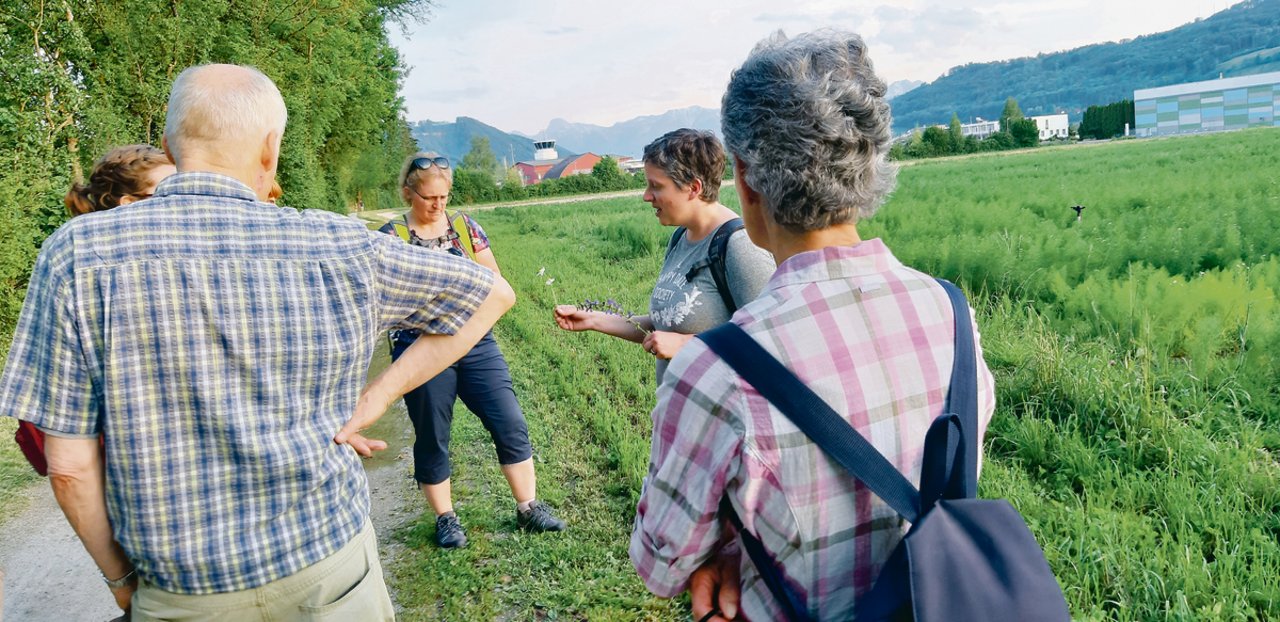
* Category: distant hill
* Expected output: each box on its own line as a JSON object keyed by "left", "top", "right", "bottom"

{"left": 886, "top": 79, "right": 924, "bottom": 100}
{"left": 531, "top": 106, "right": 722, "bottom": 159}
{"left": 889, "top": 0, "right": 1280, "bottom": 132}
{"left": 408, "top": 117, "right": 577, "bottom": 166}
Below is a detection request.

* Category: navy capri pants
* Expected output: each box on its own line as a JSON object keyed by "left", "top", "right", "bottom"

{"left": 390, "top": 330, "right": 533, "bottom": 485}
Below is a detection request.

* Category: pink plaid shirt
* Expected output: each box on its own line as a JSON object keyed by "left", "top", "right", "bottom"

{"left": 629, "top": 239, "right": 996, "bottom": 620}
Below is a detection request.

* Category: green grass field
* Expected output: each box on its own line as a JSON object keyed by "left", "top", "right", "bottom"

{"left": 1, "top": 128, "right": 1276, "bottom": 619}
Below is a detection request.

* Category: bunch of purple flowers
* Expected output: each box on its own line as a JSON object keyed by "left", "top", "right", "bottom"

{"left": 579, "top": 298, "right": 650, "bottom": 336}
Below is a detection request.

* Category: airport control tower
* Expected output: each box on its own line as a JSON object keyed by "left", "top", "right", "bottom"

{"left": 533, "top": 139, "right": 558, "bottom": 161}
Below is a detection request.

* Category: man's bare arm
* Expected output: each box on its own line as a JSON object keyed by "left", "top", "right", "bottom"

{"left": 336, "top": 273, "right": 517, "bottom": 451}
{"left": 45, "top": 435, "right": 136, "bottom": 611}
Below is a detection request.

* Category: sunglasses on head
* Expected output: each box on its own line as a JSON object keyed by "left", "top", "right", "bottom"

{"left": 409, "top": 156, "right": 450, "bottom": 172}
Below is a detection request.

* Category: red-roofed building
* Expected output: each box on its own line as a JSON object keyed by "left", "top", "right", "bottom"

{"left": 511, "top": 139, "right": 603, "bottom": 186}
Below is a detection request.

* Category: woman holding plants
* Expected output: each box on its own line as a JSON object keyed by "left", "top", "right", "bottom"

{"left": 379, "top": 152, "right": 565, "bottom": 549}
{"left": 553, "top": 129, "right": 774, "bottom": 382}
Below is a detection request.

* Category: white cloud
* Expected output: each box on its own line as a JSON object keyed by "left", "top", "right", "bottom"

{"left": 391, "top": 0, "right": 1226, "bottom": 134}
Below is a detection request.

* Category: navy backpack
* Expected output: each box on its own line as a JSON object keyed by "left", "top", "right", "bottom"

{"left": 698, "top": 279, "right": 1070, "bottom": 622}
{"left": 667, "top": 217, "right": 745, "bottom": 314}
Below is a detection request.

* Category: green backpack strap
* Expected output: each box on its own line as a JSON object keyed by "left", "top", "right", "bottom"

{"left": 391, "top": 214, "right": 412, "bottom": 242}
{"left": 449, "top": 210, "right": 477, "bottom": 261}
{"left": 391, "top": 212, "right": 478, "bottom": 262}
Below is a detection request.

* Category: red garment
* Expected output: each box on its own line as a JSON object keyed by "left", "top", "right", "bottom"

{"left": 15, "top": 420, "right": 48, "bottom": 475}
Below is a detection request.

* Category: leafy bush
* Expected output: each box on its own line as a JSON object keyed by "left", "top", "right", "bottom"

{"left": 0, "top": 1, "right": 426, "bottom": 347}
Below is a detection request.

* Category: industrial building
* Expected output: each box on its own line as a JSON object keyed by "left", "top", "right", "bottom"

{"left": 1134, "top": 71, "right": 1280, "bottom": 137}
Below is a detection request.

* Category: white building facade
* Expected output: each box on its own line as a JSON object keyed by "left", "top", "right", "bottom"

{"left": 960, "top": 119, "right": 1000, "bottom": 139}
{"left": 1029, "top": 114, "right": 1069, "bottom": 140}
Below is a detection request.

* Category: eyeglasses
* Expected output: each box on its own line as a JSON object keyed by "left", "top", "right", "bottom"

{"left": 130, "top": 193, "right": 153, "bottom": 200}
{"left": 409, "top": 156, "right": 450, "bottom": 172}
{"left": 404, "top": 184, "right": 449, "bottom": 204}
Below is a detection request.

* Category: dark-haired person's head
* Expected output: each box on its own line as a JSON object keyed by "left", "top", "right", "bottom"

{"left": 642, "top": 129, "right": 726, "bottom": 204}
{"left": 722, "top": 30, "right": 897, "bottom": 236}
{"left": 163, "top": 64, "right": 287, "bottom": 201}
{"left": 64, "top": 145, "right": 175, "bottom": 217}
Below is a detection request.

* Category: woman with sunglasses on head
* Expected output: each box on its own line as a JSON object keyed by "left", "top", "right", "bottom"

{"left": 378, "top": 152, "right": 566, "bottom": 549}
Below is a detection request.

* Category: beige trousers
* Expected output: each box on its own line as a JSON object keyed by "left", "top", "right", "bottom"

{"left": 131, "top": 521, "right": 394, "bottom": 621}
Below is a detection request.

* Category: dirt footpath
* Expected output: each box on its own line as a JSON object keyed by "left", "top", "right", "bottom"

{"left": 0, "top": 484, "right": 121, "bottom": 621}
{"left": 0, "top": 446, "right": 417, "bottom": 622}
{"left": 0, "top": 344, "right": 417, "bottom": 622}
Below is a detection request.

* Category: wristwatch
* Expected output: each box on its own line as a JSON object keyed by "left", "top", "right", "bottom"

{"left": 102, "top": 568, "right": 137, "bottom": 589}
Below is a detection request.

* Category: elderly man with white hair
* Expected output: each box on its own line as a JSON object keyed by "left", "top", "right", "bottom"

{"left": 0, "top": 64, "right": 515, "bottom": 620}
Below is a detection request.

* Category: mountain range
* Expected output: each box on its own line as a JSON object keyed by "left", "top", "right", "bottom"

{"left": 888, "top": 0, "right": 1280, "bottom": 131}
{"left": 408, "top": 117, "right": 573, "bottom": 168}
{"left": 410, "top": 79, "right": 920, "bottom": 164}
{"left": 412, "top": 0, "right": 1280, "bottom": 159}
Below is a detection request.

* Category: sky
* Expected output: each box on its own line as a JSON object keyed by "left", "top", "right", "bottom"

{"left": 389, "top": 0, "right": 1232, "bottom": 135}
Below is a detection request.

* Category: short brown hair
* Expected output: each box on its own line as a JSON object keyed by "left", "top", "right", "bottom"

{"left": 642, "top": 129, "right": 725, "bottom": 203}
{"left": 64, "top": 145, "right": 172, "bottom": 217}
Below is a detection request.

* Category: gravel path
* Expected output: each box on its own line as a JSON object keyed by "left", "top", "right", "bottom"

{"left": 0, "top": 483, "right": 122, "bottom": 621}
{"left": 0, "top": 455, "right": 415, "bottom": 622}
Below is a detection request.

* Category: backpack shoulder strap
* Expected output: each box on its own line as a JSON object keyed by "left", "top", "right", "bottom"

{"left": 448, "top": 210, "right": 478, "bottom": 261}
{"left": 665, "top": 226, "right": 687, "bottom": 258}
{"left": 698, "top": 322, "right": 921, "bottom": 521}
{"left": 707, "top": 217, "right": 744, "bottom": 315}
{"left": 391, "top": 213, "right": 412, "bottom": 243}
{"left": 934, "top": 278, "right": 979, "bottom": 498}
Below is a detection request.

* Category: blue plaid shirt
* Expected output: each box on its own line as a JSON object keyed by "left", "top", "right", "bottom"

{"left": 0, "top": 172, "right": 493, "bottom": 594}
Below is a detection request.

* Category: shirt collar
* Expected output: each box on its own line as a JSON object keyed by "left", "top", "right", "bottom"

{"left": 153, "top": 172, "right": 260, "bottom": 202}
{"left": 763, "top": 238, "right": 903, "bottom": 292}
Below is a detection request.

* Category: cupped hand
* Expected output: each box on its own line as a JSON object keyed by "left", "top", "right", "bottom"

{"left": 110, "top": 582, "right": 135, "bottom": 613}
{"left": 690, "top": 548, "right": 742, "bottom": 621}
{"left": 553, "top": 305, "right": 593, "bottom": 331}
{"left": 641, "top": 330, "right": 694, "bottom": 360}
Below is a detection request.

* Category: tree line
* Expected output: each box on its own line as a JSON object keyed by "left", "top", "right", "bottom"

{"left": 890, "top": 98, "right": 1045, "bottom": 160}
{"left": 1078, "top": 100, "right": 1137, "bottom": 140}
{"left": 0, "top": 0, "right": 432, "bottom": 353}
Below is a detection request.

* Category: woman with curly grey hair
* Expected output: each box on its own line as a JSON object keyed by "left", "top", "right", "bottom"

{"left": 630, "top": 31, "right": 996, "bottom": 621}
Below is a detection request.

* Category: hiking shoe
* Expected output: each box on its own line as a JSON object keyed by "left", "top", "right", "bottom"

{"left": 517, "top": 501, "right": 566, "bottom": 533}
{"left": 435, "top": 512, "right": 468, "bottom": 548}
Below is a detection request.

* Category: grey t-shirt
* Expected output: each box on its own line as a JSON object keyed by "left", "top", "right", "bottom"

{"left": 650, "top": 227, "right": 775, "bottom": 381}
